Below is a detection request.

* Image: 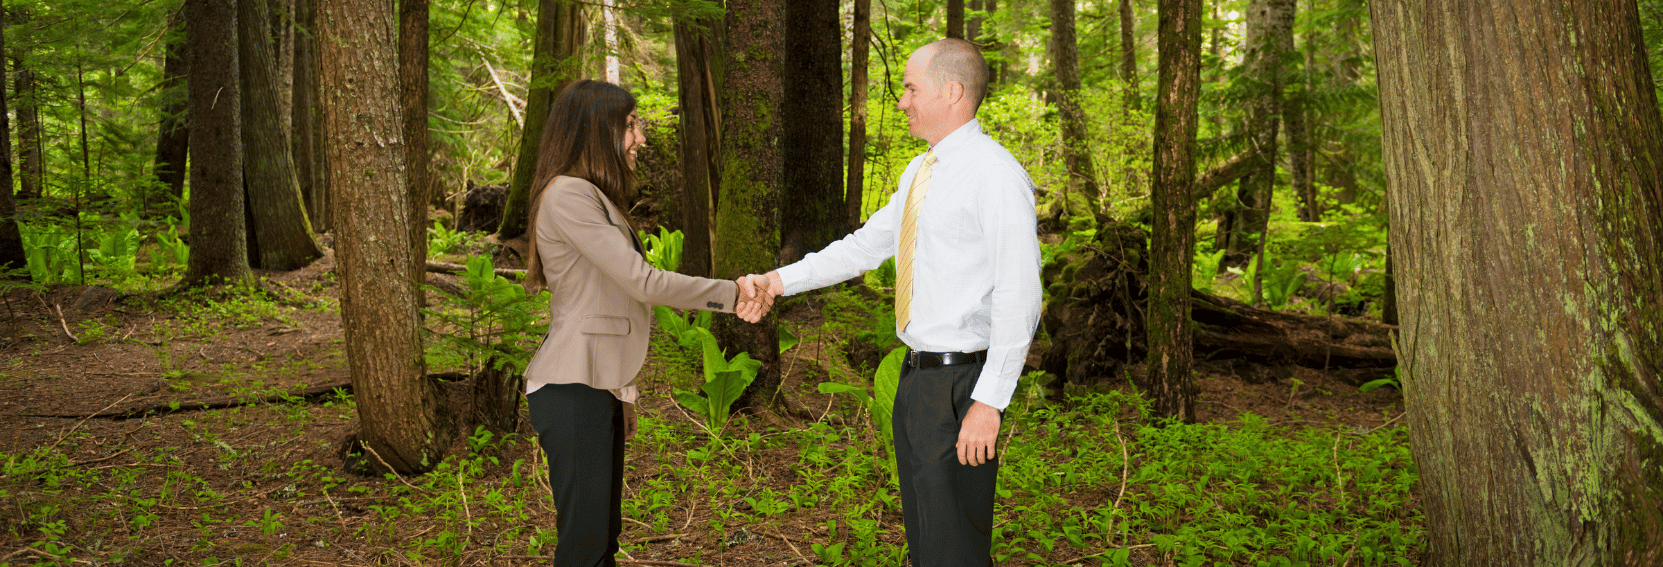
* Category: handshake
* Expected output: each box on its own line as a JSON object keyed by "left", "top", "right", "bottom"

{"left": 733, "top": 271, "right": 786, "bottom": 323}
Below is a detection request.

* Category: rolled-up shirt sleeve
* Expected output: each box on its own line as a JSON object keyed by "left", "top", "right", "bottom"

{"left": 969, "top": 165, "right": 1042, "bottom": 411}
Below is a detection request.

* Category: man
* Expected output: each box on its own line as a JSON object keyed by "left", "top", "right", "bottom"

{"left": 740, "top": 38, "right": 1041, "bottom": 565}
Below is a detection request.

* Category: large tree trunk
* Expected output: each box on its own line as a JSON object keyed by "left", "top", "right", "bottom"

{"left": 400, "top": 0, "right": 431, "bottom": 276}
{"left": 947, "top": 0, "right": 964, "bottom": 38}
{"left": 1049, "top": 0, "right": 1100, "bottom": 209}
{"left": 497, "top": 0, "right": 585, "bottom": 243}
{"left": 240, "top": 0, "right": 322, "bottom": 271}
{"left": 1218, "top": 0, "right": 1292, "bottom": 268}
{"left": 779, "top": 0, "right": 843, "bottom": 264}
{"left": 1119, "top": 0, "right": 1138, "bottom": 111}
{"left": 319, "top": 0, "right": 449, "bottom": 475}
{"left": 0, "top": 10, "right": 23, "bottom": 274}
{"left": 713, "top": 0, "right": 782, "bottom": 411}
{"left": 673, "top": 15, "right": 722, "bottom": 278}
{"left": 293, "top": 0, "right": 326, "bottom": 231}
{"left": 12, "top": 12, "right": 42, "bottom": 201}
{"left": 1144, "top": 0, "right": 1203, "bottom": 422}
{"left": 271, "top": 0, "right": 295, "bottom": 133}
{"left": 1372, "top": 0, "right": 1663, "bottom": 564}
{"left": 845, "top": 0, "right": 871, "bottom": 230}
{"left": 153, "top": 14, "right": 191, "bottom": 203}
{"left": 182, "top": 0, "right": 254, "bottom": 287}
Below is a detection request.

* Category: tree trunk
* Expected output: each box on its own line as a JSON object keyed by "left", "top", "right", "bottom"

{"left": 1049, "top": 0, "right": 1100, "bottom": 207}
{"left": 0, "top": 9, "right": 23, "bottom": 274}
{"left": 183, "top": 0, "right": 254, "bottom": 287}
{"left": 1219, "top": 0, "right": 1292, "bottom": 267}
{"left": 271, "top": 0, "right": 294, "bottom": 134}
{"left": 400, "top": 0, "right": 431, "bottom": 277}
{"left": 293, "top": 0, "right": 326, "bottom": 231}
{"left": 966, "top": 0, "right": 982, "bottom": 43}
{"left": 845, "top": 0, "right": 871, "bottom": 230}
{"left": 1286, "top": 27, "right": 1316, "bottom": 222}
{"left": 154, "top": 14, "right": 191, "bottom": 203}
{"left": 1119, "top": 0, "right": 1138, "bottom": 111}
{"left": 713, "top": 0, "right": 782, "bottom": 411}
{"left": 673, "top": 15, "right": 722, "bottom": 278}
{"left": 319, "top": 0, "right": 449, "bottom": 475}
{"left": 497, "top": 0, "right": 585, "bottom": 242}
{"left": 779, "top": 0, "right": 843, "bottom": 264}
{"left": 12, "top": 13, "right": 42, "bottom": 201}
{"left": 1143, "top": 0, "right": 1203, "bottom": 422}
{"left": 1372, "top": 0, "right": 1663, "bottom": 563}
{"left": 240, "top": 0, "right": 322, "bottom": 271}
{"left": 947, "top": 0, "right": 964, "bottom": 38}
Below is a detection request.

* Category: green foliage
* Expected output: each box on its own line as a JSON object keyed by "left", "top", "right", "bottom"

{"left": 672, "top": 328, "right": 760, "bottom": 435}
{"left": 427, "top": 221, "right": 467, "bottom": 258}
{"left": 423, "top": 255, "right": 549, "bottom": 375}
{"left": 639, "top": 227, "right": 684, "bottom": 274}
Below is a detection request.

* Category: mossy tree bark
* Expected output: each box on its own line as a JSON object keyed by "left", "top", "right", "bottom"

{"left": 496, "top": 0, "right": 585, "bottom": 242}
{"left": 239, "top": 0, "right": 322, "bottom": 271}
{"left": 673, "top": 11, "right": 723, "bottom": 278}
{"left": 1048, "top": 0, "right": 1099, "bottom": 210}
{"left": 713, "top": 0, "right": 782, "bottom": 411}
{"left": 1217, "top": 0, "right": 1291, "bottom": 268}
{"left": 320, "top": 0, "right": 450, "bottom": 475}
{"left": 0, "top": 9, "right": 24, "bottom": 275}
{"left": 845, "top": 0, "right": 871, "bottom": 231}
{"left": 1143, "top": 0, "right": 1203, "bottom": 422}
{"left": 779, "top": 0, "right": 844, "bottom": 263}
{"left": 153, "top": 13, "right": 191, "bottom": 203}
{"left": 182, "top": 0, "right": 254, "bottom": 287}
{"left": 1372, "top": 0, "right": 1663, "bottom": 563}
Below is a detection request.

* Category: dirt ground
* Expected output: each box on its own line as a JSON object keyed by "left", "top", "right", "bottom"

{"left": 0, "top": 250, "right": 1406, "bottom": 566}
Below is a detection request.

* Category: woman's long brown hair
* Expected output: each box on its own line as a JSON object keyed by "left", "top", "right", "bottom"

{"left": 523, "top": 80, "right": 638, "bottom": 292}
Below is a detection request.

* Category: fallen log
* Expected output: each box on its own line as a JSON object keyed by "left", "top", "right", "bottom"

{"left": 16, "top": 382, "right": 355, "bottom": 420}
{"left": 425, "top": 260, "right": 525, "bottom": 279}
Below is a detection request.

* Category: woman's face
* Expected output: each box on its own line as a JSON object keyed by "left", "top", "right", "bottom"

{"left": 624, "top": 112, "right": 646, "bottom": 171}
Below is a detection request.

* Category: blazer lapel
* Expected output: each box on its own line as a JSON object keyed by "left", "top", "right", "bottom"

{"left": 595, "top": 186, "right": 645, "bottom": 255}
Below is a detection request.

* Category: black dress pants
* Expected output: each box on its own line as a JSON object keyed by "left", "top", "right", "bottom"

{"left": 527, "top": 382, "right": 625, "bottom": 567}
{"left": 892, "top": 360, "right": 999, "bottom": 566}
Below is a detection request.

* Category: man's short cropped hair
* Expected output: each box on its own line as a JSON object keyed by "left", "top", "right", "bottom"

{"left": 927, "top": 38, "right": 990, "bottom": 111}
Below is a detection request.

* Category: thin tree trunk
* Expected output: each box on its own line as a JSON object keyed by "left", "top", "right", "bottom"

{"left": 319, "top": 0, "right": 449, "bottom": 475}
{"left": 1119, "top": 0, "right": 1138, "bottom": 111}
{"left": 293, "top": 0, "right": 325, "bottom": 231}
{"left": 0, "top": 9, "right": 23, "bottom": 274}
{"left": 780, "top": 0, "right": 844, "bottom": 263}
{"left": 183, "top": 0, "right": 254, "bottom": 287}
{"left": 947, "top": 0, "right": 964, "bottom": 38}
{"left": 845, "top": 0, "right": 872, "bottom": 230}
{"left": 1050, "top": 0, "right": 1100, "bottom": 207}
{"left": 271, "top": 0, "right": 294, "bottom": 133}
{"left": 1144, "top": 0, "right": 1203, "bottom": 422}
{"left": 1373, "top": 0, "right": 1663, "bottom": 563}
{"left": 1220, "top": 0, "right": 1291, "bottom": 267}
{"left": 673, "top": 16, "right": 721, "bottom": 278}
{"left": 601, "top": 0, "right": 619, "bottom": 84}
{"left": 966, "top": 0, "right": 982, "bottom": 43}
{"left": 400, "top": 0, "right": 431, "bottom": 278}
{"left": 1287, "top": 11, "right": 1316, "bottom": 222}
{"left": 497, "top": 0, "right": 585, "bottom": 242}
{"left": 240, "top": 0, "right": 322, "bottom": 271}
{"left": 154, "top": 13, "right": 191, "bottom": 203}
{"left": 714, "top": 0, "right": 782, "bottom": 411}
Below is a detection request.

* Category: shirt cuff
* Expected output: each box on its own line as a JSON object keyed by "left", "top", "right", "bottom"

{"left": 776, "top": 262, "right": 813, "bottom": 296}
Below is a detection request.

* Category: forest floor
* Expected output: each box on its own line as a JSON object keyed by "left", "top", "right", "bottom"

{"left": 0, "top": 247, "right": 1421, "bottom": 566}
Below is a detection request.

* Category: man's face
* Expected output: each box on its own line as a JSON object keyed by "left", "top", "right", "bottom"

{"left": 898, "top": 50, "right": 952, "bottom": 143}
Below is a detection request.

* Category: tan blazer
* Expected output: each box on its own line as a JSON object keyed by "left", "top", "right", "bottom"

{"left": 524, "top": 176, "right": 736, "bottom": 393}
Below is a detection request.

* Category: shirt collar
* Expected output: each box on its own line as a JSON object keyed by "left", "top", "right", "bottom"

{"left": 928, "top": 118, "right": 982, "bottom": 157}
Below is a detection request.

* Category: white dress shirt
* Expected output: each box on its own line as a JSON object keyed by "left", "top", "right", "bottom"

{"left": 776, "top": 119, "right": 1042, "bottom": 410}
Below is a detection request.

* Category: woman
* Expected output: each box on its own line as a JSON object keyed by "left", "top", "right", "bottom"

{"left": 520, "top": 80, "right": 767, "bottom": 566}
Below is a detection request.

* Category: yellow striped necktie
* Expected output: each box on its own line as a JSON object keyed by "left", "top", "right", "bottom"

{"left": 895, "top": 151, "right": 937, "bottom": 333}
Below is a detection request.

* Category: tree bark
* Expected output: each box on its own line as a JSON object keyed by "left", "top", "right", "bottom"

{"left": 400, "top": 0, "right": 431, "bottom": 278}
{"left": 713, "top": 0, "right": 782, "bottom": 411}
{"left": 319, "top": 0, "right": 449, "bottom": 475}
{"left": 1049, "top": 0, "right": 1100, "bottom": 207}
{"left": 1286, "top": 24, "right": 1316, "bottom": 222}
{"left": 1143, "top": 0, "right": 1203, "bottom": 422}
{"left": 154, "top": 13, "right": 191, "bottom": 203}
{"left": 240, "top": 0, "right": 322, "bottom": 271}
{"left": 497, "top": 0, "right": 585, "bottom": 242}
{"left": 673, "top": 14, "right": 722, "bottom": 278}
{"left": 966, "top": 0, "right": 982, "bottom": 43}
{"left": 0, "top": 9, "right": 23, "bottom": 274}
{"left": 12, "top": 9, "right": 42, "bottom": 201}
{"left": 182, "top": 0, "right": 254, "bottom": 287}
{"left": 947, "top": 0, "right": 964, "bottom": 39}
{"left": 1218, "top": 0, "right": 1292, "bottom": 267}
{"left": 1372, "top": 0, "right": 1663, "bottom": 563}
{"left": 1119, "top": 0, "right": 1138, "bottom": 111}
{"left": 293, "top": 0, "right": 326, "bottom": 231}
{"left": 271, "top": 0, "right": 295, "bottom": 134}
{"left": 780, "top": 0, "right": 844, "bottom": 264}
{"left": 845, "top": 0, "right": 871, "bottom": 230}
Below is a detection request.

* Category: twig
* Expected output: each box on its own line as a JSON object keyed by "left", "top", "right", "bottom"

{"left": 1108, "top": 416, "right": 1130, "bottom": 548}
{"left": 617, "top": 559, "right": 705, "bottom": 566}
{"left": 458, "top": 469, "right": 473, "bottom": 537}
{"left": 1332, "top": 431, "right": 1347, "bottom": 512}
{"left": 55, "top": 303, "right": 78, "bottom": 342}
{"left": 1366, "top": 411, "right": 1406, "bottom": 434}
{"left": 360, "top": 443, "right": 424, "bottom": 492}
{"left": 481, "top": 58, "right": 525, "bottom": 127}
{"left": 69, "top": 447, "right": 132, "bottom": 467}
{"left": 763, "top": 526, "right": 811, "bottom": 563}
{"left": 48, "top": 393, "right": 133, "bottom": 453}
{"left": 626, "top": 532, "right": 688, "bottom": 545}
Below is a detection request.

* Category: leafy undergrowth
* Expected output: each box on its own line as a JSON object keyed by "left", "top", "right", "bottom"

{"left": 0, "top": 263, "right": 1421, "bottom": 566}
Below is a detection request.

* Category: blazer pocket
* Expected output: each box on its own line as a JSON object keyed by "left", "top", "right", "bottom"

{"left": 580, "top": 316, "right": 631, "bottom": 336}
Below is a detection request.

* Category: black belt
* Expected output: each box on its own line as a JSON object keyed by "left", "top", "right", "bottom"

{"left": 903, "top": 349, "right": 988, "bottom": 370}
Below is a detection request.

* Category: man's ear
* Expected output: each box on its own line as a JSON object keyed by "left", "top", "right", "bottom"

{"left": 946, "top": 80, "right": 967, "bottom": 108}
